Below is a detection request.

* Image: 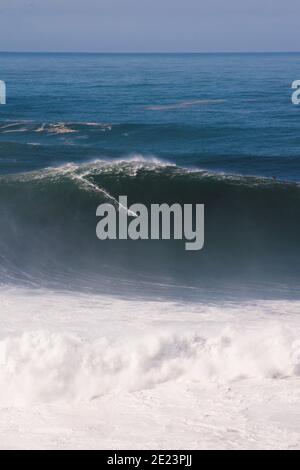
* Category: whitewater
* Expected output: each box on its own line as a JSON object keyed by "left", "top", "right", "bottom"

{"left": 0, "top": 286, "right": 299, "bottom": 450}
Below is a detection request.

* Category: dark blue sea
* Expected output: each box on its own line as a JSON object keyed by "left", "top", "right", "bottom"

{"left": 0, "top": 53, "right": 300, "bottom": 298}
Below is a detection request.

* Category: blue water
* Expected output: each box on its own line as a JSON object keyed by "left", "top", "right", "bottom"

{"left": 0, "top": 52, "right": 300, "bottom": 180}
{"left": 0, "top": 53, "right": 300, "bottom": 296}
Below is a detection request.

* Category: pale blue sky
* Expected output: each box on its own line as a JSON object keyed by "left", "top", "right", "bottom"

{"left": 0, "top": 0, "right": 298, "bottom": 53}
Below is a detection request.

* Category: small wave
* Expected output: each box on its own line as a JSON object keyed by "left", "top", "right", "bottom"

{"left": 84, "top": 122, "right": 113, "bottom": 130}
{"left": 0, "top": 123, "right": 21, "bottom": 130}
{"left": 34, "top": 122, "right": 113, "bottom": 134}
{"left": 0, "top": 121, "right": 33, "bottom": 130}
{"left": 144, "top": 99, "right": 226, "bottom": 111}
{"left": 35, "top": 123, "right": 77, "bottom": 135}
{"left": 1, "top": 128, "right": 29, "bottom": 134}
{"left": 0, "top": 122, "right": 33, "bottom": 134}
{"left": 0, "top": 121, "right": 77, "bottom": 135}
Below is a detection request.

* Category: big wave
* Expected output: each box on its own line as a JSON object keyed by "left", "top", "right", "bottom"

{"left": 0, "top": 159, "right": 299, "bottom": 295}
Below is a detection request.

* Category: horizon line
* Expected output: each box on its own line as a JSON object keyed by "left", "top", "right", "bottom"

{"left": 0, "top": 50, "right": 300, "bottom": 55}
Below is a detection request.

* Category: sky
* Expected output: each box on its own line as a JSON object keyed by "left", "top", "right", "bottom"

{"left": 0, "top": 0, "right": 298, "bottom": 53}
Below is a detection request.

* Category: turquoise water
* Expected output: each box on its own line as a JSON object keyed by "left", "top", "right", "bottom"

{"left": 0, "top": 53, "right": 299, "bottom": 296}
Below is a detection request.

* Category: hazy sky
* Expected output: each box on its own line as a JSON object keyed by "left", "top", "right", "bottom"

{"left": 0, "top": 0, "right": 298, "bottom": 53}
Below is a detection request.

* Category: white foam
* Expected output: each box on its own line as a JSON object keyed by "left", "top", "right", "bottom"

{"left": 0, "top": 323, "right": 299, "bottom": 406}
{"left": 35, "top": 123, "right": 77, "bottom": 134}
{"left": 1, "top": 287, "right": 300, "bottom": 448}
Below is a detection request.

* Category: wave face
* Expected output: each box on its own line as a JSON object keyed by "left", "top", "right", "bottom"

{"left": 0, "top": 159, "right": 299, "bottom": 295}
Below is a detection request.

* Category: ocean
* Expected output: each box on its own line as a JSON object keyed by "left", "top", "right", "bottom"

{"left": 0, "top": 53, "right": 300, "bottom": 449}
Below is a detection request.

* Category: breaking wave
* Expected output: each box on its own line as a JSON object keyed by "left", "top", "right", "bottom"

{"left": 0, "top": 158, "right": 299, "bottom": 295}
{"left": 0, "top": 325, "right": 299, "bottom": 405}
